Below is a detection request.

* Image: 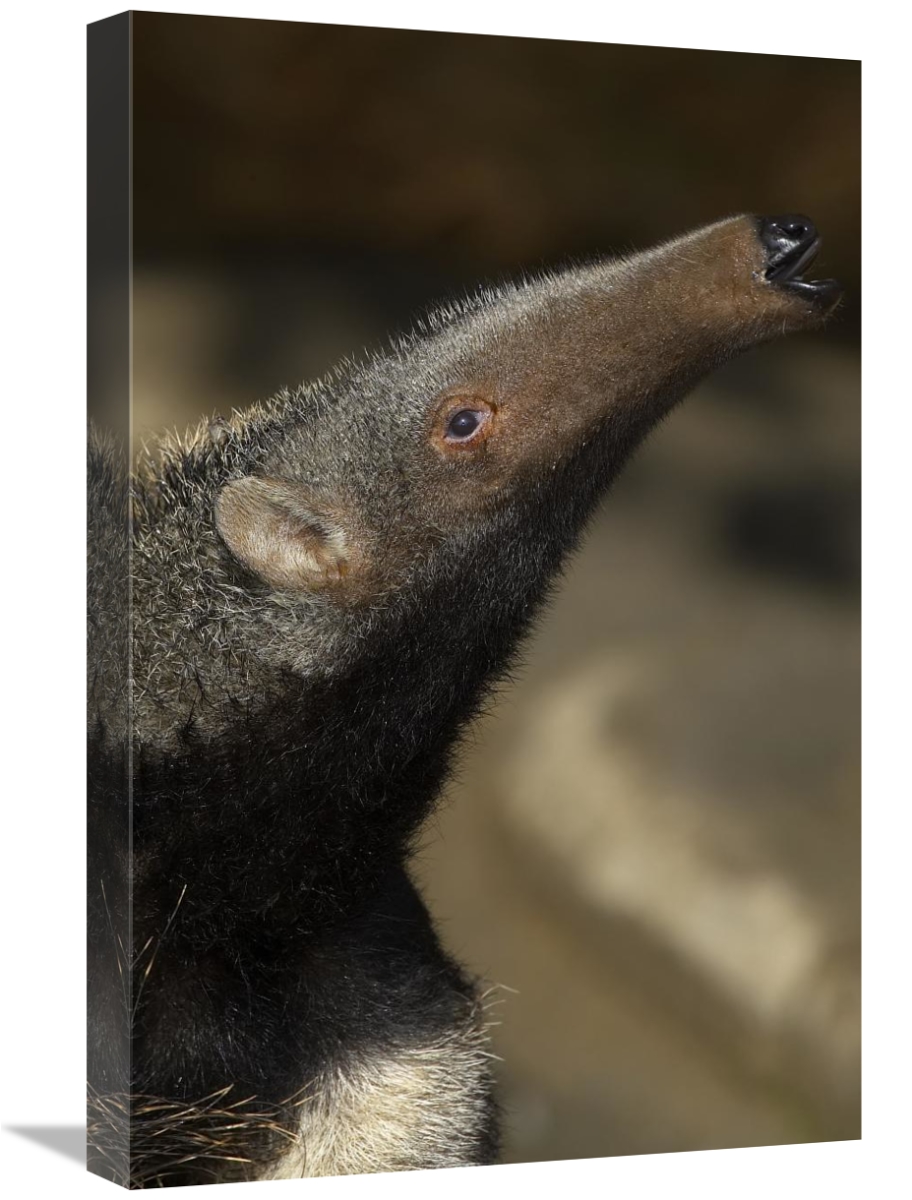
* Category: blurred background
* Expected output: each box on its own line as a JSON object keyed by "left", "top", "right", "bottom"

{"left": 131, "top": 12, "right": 860, "bottom": 1164}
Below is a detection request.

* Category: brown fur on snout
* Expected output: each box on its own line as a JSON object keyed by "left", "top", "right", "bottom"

{"left": 416, "top": 214, "right": 839, "bottom": 509}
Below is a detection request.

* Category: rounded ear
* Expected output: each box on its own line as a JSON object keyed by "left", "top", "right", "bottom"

{"left": 215, "top": 476, "right": 351, "bottom": 591}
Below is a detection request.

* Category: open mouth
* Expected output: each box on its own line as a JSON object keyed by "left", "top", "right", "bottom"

{"left": 759, "top": 214, "right": 842, "bottom": 305}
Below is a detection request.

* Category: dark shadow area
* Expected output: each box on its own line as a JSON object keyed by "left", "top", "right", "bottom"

{"left": 721, "top": 477, "right": 861, "bottom": 589}
{"left": 5, "top": 1126, "right": 86, "bottom": 1166}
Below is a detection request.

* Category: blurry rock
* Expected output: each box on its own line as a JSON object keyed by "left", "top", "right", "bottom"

{"left": 495, "top": 629, "right": 859, "bottom": 1127}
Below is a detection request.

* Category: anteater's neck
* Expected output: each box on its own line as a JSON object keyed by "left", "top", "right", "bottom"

{"left": 131, "top": 428, "right": 618, "bottom": 959}
{"left": 132, "top": 544, "right": 543, "bottom": 955}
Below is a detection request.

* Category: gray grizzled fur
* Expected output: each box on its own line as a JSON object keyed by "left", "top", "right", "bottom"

{"left": 87, "top": 215, "right": 840, "bottom": 1186}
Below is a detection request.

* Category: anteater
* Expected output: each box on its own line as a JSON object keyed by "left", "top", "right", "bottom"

{"left": 87, "top": 214, "right": 841, "bottom": 1186}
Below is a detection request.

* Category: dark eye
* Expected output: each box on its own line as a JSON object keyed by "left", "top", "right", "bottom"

{"left": 445, "top": 409, "right": 483, "bottom": 441}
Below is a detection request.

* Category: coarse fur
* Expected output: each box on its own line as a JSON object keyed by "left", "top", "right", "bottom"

{"left": 87, "top": 215, "right": 840, "bottom": 1186}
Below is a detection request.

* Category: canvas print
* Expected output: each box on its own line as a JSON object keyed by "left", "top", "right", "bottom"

{"left": 87, "top": 12, "right": 861, "bottom": 1187}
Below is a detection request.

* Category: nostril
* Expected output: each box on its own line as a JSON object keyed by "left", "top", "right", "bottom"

{"left": 759, "top": 213, "right": 818, "bottom": 257}
{"left": 778, "top": 217, "right": 813, "bottom": 242}
{"left": 757, "top": 213, "right": 821, "bottom": 282}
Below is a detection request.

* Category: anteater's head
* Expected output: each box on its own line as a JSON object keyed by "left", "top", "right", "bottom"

{"left": 137, "top": 214, "right": 840, "bottom": 746}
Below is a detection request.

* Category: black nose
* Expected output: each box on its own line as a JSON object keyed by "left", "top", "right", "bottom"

{"left": 758, "top": 214, "right": 820, "bottom": 280}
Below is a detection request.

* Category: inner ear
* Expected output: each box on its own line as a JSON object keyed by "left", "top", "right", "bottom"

{"left": 215, "top": 476, "right": 352, "bottom": 591}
